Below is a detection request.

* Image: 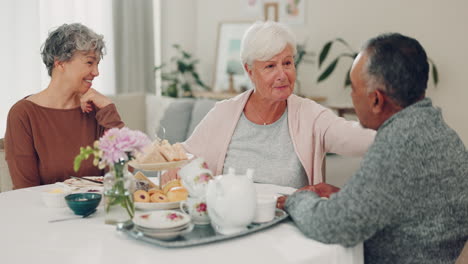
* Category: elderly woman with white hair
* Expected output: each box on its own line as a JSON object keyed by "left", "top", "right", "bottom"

{"left": 182, "top": 21, "right": 375, "bottom": 188}
{"left": 4, "top": 23, "right": 124, "bottom": 189}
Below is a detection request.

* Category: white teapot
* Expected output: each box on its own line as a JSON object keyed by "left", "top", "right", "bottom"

{"left": 206, "top": 168, "right": 257, "bottom": 235}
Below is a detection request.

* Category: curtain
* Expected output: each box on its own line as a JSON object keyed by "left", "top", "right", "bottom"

{"left": 112, "top": 0, "right": 156, "bottom": 94}
{"left": 0, "top": 0, "right": 159, "bottom": 137}
{"left": 0, "top": 0, "right": 42, "bottom": 137}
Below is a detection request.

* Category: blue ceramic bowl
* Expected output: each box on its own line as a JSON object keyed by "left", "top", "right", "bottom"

{"left": 65, "top": 193, "right": 102, "bottom": 216}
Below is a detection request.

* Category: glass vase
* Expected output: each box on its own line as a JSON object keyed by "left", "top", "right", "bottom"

{"left": 103, "top": 162, "right": 135, "bottom": 225}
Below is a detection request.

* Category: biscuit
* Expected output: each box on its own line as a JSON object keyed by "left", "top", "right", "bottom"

{"left": 162, "top": 179, "right": 182, "bottom": 194}
{"left": 134, "top": 190, "right": 150, "bottom": 203}
{"left": 166, "top": 186, "right": 188, "bottom": 202}
{"left": 151, "top": 193, "right": 169, "bottom": 203}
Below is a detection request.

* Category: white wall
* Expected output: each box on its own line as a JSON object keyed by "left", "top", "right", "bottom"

{"left": 160, "top": 0, "right": 468, "bottom": 145}
{"left": 0, "top": 0, "right": 42, "bottom": 138}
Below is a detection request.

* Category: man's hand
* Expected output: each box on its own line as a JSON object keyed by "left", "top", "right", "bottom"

{"left": 80, "top": 88, "right": 112, "bottom": 113}
{"left": 276, "top": 195, "right": 288, "bottom": 210}
{"left": 297, "top": 183, "right": 340, "bottom": 198}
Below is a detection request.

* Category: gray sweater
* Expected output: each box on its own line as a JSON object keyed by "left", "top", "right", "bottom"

{"left": 285, "top": 98, "right": 468, "bottom": 264}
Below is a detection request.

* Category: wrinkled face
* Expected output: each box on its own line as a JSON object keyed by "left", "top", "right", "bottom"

{"left": 246, "top": 45, "right": 296, "bottom": 102}
{"left": 350, "top": 52, "right": 376, "bottom": 129}
{"left": 60, "top": 51, "right": 100, "bottom": 95}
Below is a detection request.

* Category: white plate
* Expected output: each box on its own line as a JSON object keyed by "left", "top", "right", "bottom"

{"left": 128, "top": 159, "right": 190, "bottom": 171}
{"left": 134, "top": 201, "right": 181, "bottom": 211}
{"left": 63, "top": 176, "right": 104, "bottom": 188}
{"left": 133, "top": 210, "right": 191, "bottom": 229}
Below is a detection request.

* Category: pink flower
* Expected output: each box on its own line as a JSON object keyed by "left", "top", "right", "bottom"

{"left": 199, "top": 173, "right": 212, "bottom": 183}
{"left": 167, "top": 213, "right": 183, "bottom": 221}
{"left": 196, "top": 203, "right": 207, "bottom": 212}
{"left": 98, "top": 127, "right": 151, "bottom": 165}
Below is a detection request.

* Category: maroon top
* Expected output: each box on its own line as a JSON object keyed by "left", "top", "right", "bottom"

{"left": 4, "top": 99, "right": 124, "bottom": 189}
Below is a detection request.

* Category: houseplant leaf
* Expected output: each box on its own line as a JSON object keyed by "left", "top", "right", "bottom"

{"left": 428, "top": 58, "right": 439, "bottom": 86}
{"left": 432, "top": 64, "right": 439, "bottom": 86}
{"left": 317, "top": 57, "right": 339, "bottom": 82}
{"left": 318, "top": 41, "right": 333, "bottom": 68}
{"left": 317, "top": 53, "right": 356, "bottom": 83}
{"left": 344, "top": 67, "right": 352, "bottom": 87}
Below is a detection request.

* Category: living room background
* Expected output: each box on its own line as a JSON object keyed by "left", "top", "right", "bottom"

{"left": 1, "top": 0, "right": 468, "bottom": 146}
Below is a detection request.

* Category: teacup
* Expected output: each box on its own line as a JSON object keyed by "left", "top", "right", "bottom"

{"left": 180, "top": 196, "right": 210, "bottom": 225}
{"left": 253, "top": 194, "right": 277, "bottom": 223}
{"left": 179, "top": 157, "right": 214, "bottom": 197}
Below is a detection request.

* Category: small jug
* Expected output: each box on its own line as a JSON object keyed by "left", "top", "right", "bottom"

{"left": 206, "top": 168, "right": 256, "bottom": 235}
{"left": 179, "top": 157, "right": 214, "bottom": 197}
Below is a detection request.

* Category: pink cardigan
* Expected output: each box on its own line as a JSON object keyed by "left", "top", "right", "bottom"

{"left": 183, "top": 90, "right": 376, "bottom": 185}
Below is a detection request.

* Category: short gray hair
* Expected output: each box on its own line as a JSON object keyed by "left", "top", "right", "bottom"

{"left": 361, "top": 33, "right": 429, "bottom": 107}
{"left": 41, "top": 23, "right": 106, "bottom": 76}
{"left": 240, "top": 21, "right": 297, "bottom": 67}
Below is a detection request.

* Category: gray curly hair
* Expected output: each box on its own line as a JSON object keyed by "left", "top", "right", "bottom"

{"left": 41, "top": 23, "right": 106, "bottom": 76}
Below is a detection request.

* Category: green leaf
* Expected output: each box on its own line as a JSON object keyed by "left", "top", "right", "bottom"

{"left": 182, "top": 51, "right": 191, "bottom": 59}
{"left": 317, "top": 57, "right": 339, "bottom": 83}
{"left": 181, "top": 83, "right": 191, "bottom": 92}
{"left": 166, "top": 83, "right": 178, "bottom": 97}
{"left": 73, "top": 155, "right": 83, "bottom": 172}
{"left": 344, "top": 67, "right": 352, "bottom": 87}
{"left": 154, "top": 63, "right": 166, "bottom": 71}
{"left": 432, "top": 64, "right": 439, "bottom": 86}
{"left": 318, "top": 41, "right": 333, "bottom": 68}
{"left": 335, "top": 38, "right": 354, "bottom": 53}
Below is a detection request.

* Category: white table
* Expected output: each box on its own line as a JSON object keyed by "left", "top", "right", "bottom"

{"left": 0, "top": 184, "right": 363, "bottom": 264}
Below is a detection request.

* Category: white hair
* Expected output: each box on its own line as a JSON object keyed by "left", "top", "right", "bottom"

{"left": 240, "top": 21, "right": 297, "bottom": 67}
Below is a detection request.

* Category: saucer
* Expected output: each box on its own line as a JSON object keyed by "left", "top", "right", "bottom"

{"left": 133, "top": 210, "right": 191, "bottom": 229}
{"left": 136, "top": 222, "right": 190, "bottom": 233}
{"left": 137, "top": 223, "right": 194, "bottom": 240}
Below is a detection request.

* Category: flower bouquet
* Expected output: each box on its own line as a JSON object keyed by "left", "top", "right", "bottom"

{"left": 74, "top": 127, "right": 151, "bottom": 224}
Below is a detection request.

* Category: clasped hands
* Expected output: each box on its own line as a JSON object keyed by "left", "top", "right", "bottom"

{"left": 276, "top": 183, "right": 340, "bottom": 210}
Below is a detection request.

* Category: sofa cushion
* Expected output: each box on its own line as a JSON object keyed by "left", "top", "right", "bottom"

{"left": 0, "top": 148, "right": 12, "bottom": 192}
{"left": 108, "top": 93, "right": 147, "bottom": 132}
{"left": 157, "top": 98, "right": 195, "bottom": 143}
{"left": 187, "top": 99, "right": 217, "bottom": 137}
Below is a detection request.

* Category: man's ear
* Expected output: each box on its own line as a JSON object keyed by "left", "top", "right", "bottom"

{"left": 370, "top": 89, "right": 385, "bottom": 114}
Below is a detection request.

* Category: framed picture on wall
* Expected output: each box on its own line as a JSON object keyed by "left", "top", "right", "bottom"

{"left": 213, "top": 22, "right": 252, "bottom": 93}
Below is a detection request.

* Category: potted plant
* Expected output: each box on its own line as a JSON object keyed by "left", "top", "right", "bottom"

{"left": 317, "top": 38, "right": 439, "bottom": 87}
{"left": 155, "top": 44, "right": 210, "bottom": 98}
{"left": 294, "top": 42, "right": 315, "bottom": 95}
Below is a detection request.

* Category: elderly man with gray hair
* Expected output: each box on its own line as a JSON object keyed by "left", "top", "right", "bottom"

{"left": 181, "top": 21, "right": 375, "bottom": 188}
{"left": 279, "top": 33, "right": 468, "bottom": 263}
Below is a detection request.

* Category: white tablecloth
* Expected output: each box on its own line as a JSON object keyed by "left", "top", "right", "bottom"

{"left": 0, "top": 184, "right": 363, "bottom": 264}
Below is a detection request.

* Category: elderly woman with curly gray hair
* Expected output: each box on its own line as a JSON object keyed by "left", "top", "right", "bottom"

{"left": 4, "top": 23, "right": 124, "bottom": 189}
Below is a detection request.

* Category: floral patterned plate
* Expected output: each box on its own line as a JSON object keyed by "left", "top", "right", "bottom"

{"left": 133, "top": 210, "right": 191, "bottom": 229}
{"left": 134, "top": 201, "right": 181, "bottom": 211}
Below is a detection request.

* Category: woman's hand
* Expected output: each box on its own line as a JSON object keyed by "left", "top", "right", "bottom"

{"left": 80, "top": 88, "right": 112, "bottom": 113}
